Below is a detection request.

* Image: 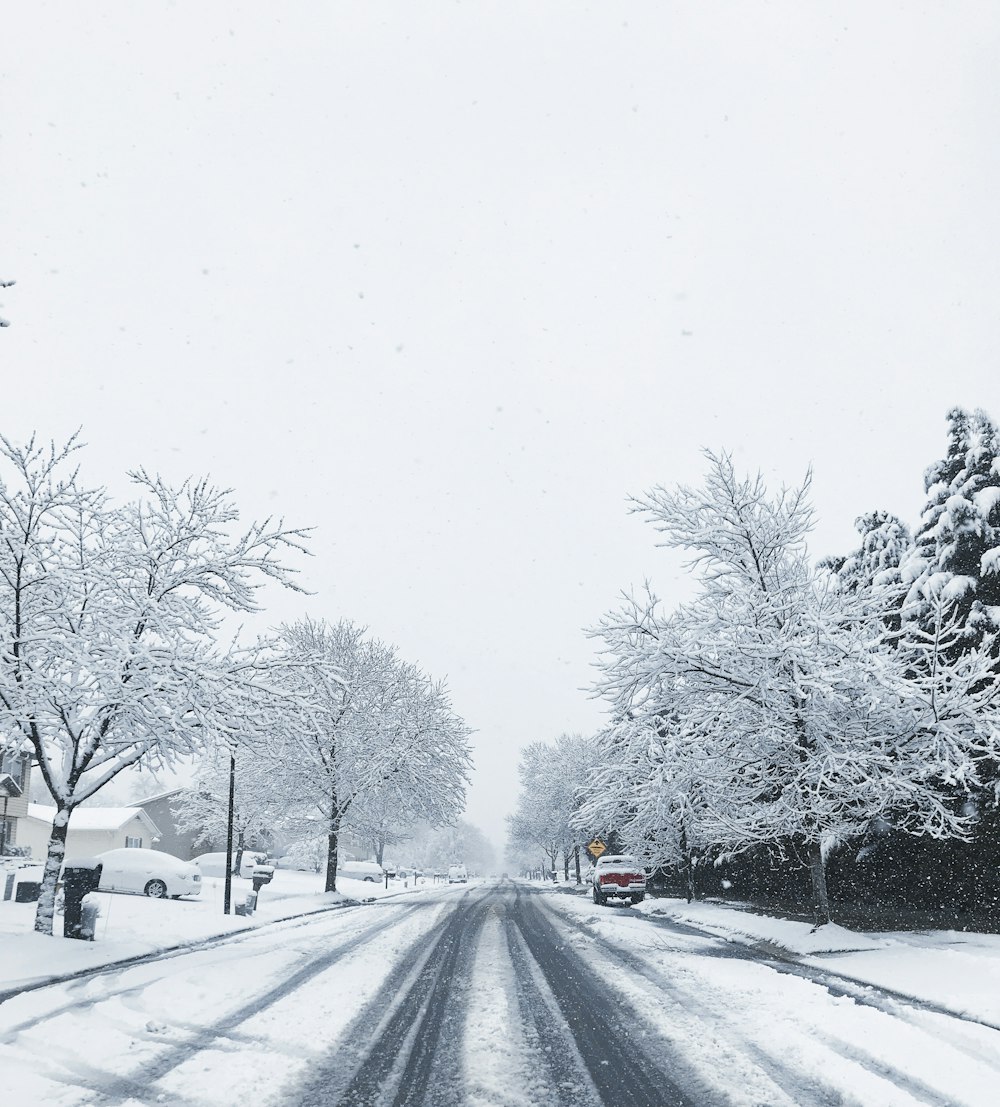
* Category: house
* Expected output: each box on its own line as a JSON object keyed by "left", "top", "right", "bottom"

{"left": 0, "top": 746, "right": 32, "bottom": 857}
{"left": 19, "top": 804, "right": 162, "bottom": 862}
{"left": 129, "top": 789, "right": 210, "bottom": 861}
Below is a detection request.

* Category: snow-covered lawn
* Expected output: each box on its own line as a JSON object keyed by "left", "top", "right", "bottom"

{"left": 549, "top": 885, "right": 1000, "bottom": 1028}
{"left": 0, "top": 867, "right": 437, "bottom": 995}
{"left": 661, "top": 898, "right": 1000, "bottom": 1026}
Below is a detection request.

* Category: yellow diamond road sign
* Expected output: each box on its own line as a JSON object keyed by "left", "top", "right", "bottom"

{"left": 588, "top": 838, "right": 607, "bottom": 859}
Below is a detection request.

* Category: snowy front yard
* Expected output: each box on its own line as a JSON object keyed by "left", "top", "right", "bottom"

{"left": 0, "top": 867, "right": 435, "bottom": 994}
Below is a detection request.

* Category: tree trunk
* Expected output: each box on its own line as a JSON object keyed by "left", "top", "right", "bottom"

{"left": 34, "top": 806, "right": 71, "bottom": 935}
{"left": 234, "top": 830, "right": 245, "bottom": 877}
{"left": 375, "top": 838, "right": 385, "bottom": 867}
{"left": 563, "top": 849, "right": 570, "bottom": 882}
{"left": 680, "top": 821, "right": 694, "bottom": 903}
{"left": 808, "top": 839, "right": 832, "bottom": 927}
{"left": 325, "top": 804, "right": 341, "bottom": 893}
{"left": 574, "top": 844, "right": 581, "bottom": 885}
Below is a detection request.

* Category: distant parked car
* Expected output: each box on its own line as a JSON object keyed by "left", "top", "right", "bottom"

{"left": 191, "top": 851, "right": 263, "bottom": 879}
{"left": 273, "top": 839, "right": 324, "bottom": 872}
{"left": 94, "top": 848, "right": 202, "bottom": 899}
{"left": 447, "top": 864, "right": 468, "bottom": 884}
{"left": 273, "top": 854, "right": 318, "bottom": 871}
{"left": 591, "top": 855, "right": 646, "bottom": 906}
{"left": 340, "top": 860, "right": 384, "bottom": 882}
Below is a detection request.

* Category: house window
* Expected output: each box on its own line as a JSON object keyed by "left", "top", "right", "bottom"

{"left": 125, "top": 836, "right": 143, "bottom": 848}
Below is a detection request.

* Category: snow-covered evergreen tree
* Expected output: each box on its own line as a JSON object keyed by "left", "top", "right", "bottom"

{"left": 905, "top": 407, "right": 1000, "bottom": 652}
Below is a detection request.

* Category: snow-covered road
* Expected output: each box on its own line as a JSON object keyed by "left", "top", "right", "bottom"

{"left": 2, "top": 881, "right": 1000, "bottom": 1106}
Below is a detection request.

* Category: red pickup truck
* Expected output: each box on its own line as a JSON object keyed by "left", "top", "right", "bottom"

{"left": 591, "top": 855, "right": 646, "bottom": 906}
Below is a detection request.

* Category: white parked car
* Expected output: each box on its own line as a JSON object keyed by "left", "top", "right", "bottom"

{"left": 191, "top": 851, "right": 263, "bottom": 879}
{"left": 94, "top": 847, "right": 202, "bottom": 899}
{"left": 340, "top": 860, "right": 384, "bottom": 882}
{"left": 447, "top": 864, "right": 468, "bottom": 884}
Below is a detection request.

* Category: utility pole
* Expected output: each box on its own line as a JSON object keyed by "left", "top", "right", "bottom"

{"left": 224, "top": 750, "right": 236, "bottom": 914}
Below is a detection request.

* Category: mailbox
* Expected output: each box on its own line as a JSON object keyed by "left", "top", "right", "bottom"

{"left": 63, "top": 860, "right": 103, "bottom": 940}
{"left": 251, "top": 865, "right": 274, "bottom": 893}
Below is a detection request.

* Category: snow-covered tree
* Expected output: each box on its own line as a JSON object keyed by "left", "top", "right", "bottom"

{"left": 173, "top": 742, "right": 293, "bottom": 874}
{"left": 592, "top": 452, "right": 997, "bottom": 924}
{"left": 344, "top": 786, "right": 413, "bottom": 867}
{"left": 410, "top": 818, "right": 495, "bottom": 874}
{"left": 0, "top": 434, "right": 308, "bottom": 933}
{"left": 825, "top": 510, "right": 913, "bottom": 595}
{"left": 507, "top": 734, "right": 593, "bottom": 882}
{"left": 270, "top": 619, "right": 472, "bottom": 892}
{"left": 905, "top": 407, "right": 1000, "bottom": 653}
{"left": 580, "top": 712, "right": 713, "bottom": 901}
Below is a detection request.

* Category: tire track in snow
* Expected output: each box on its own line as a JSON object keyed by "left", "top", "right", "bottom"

{"left": 583, "top": 894, "right": 1000, "bottom": 1038}
{"left": 508, "top": 885, "right": 719, "bottom": 1107}
{"left": 462, "top": 910, "right": 536, "bottom": 1107}
{"left": 295, "top": 883, "right": 495, "bottom": 1107}
{"left": 537, "top": 892, "right": 988, "bottom": 1107}
{"left": 0, "top": 899, "right": 422, "bottom": 1043}
{"left": 0, "top": 899, "right": 430, "bottom": 1107}
{"left": 501, "top": 900, "right": 605, "bottom": 1107}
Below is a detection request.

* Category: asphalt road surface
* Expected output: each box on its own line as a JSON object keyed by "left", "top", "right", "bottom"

{"left": 3, "top": 880, "right": 1000, "bottom": 1106}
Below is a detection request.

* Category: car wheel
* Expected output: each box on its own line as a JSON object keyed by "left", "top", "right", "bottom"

{"left": 363, "top": 876, "right": 376, "bottom": 883}
{"left": 592, "top": 885, "right": 604, "bottom": 905}
{"left": 144, "top": 879, "right": 168, "bottom": 898}
{"left": 632, "top": 893, "right": 645, "bottom": 905}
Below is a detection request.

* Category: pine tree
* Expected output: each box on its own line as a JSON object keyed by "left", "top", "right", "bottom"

{"left": 905, "top": 407, "right": 1000, "bottom": 653}
{"left": 823, "top": 510, "right": 913, "bottom": 634}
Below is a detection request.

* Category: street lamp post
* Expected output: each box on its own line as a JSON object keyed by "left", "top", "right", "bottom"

{"left": 223, "top": 750, "right": 236, "bottom": 915}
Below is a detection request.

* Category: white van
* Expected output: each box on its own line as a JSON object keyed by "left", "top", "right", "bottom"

{"left": 447, "top": 864, "right": 468, "bottom": 884}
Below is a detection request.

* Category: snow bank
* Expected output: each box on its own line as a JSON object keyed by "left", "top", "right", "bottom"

{"left": 0, "top": 869, "right": 436, "bottom": 995}
{"left": 638, "top": 899, "right": 887, "bottom": 955}
{"left": 558, "top": 891, "right": 1000, "bottom": 1027}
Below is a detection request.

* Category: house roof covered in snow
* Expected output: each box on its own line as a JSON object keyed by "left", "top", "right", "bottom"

{"left": 129, "top": 788, "right": 186, "bottom": 808}
{"left": 26, "top": 804, "right": 161, "bottom": 836}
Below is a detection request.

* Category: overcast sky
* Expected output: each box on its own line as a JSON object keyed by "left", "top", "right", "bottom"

{"left": 3, "top": 3, "right": 997, "bottom": 849}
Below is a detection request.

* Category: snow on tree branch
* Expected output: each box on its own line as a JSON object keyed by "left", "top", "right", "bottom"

{"left": 0, "top": 433, "right": 311, "bottom": 933}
